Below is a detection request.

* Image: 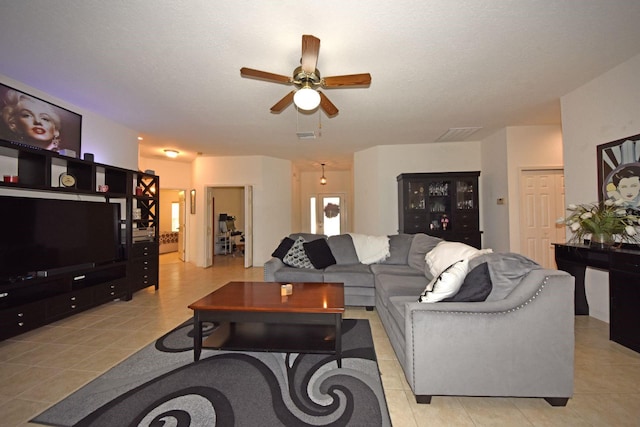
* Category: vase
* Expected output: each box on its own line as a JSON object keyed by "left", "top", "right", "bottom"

{"left": 590, "top": 233, "right": 615, "bottom": 248}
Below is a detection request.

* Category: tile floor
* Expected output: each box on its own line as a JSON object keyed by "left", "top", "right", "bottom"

{"left": 1, "top": 253, "right": 639, "bottom": 426}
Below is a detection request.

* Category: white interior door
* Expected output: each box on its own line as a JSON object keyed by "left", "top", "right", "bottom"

{"left": 205, "top": 187, "right": 213, "bottom": 267}
{"left": 178, "top": 190, "right": 186, "bottom": 261}
{"left": 244, "top": 185, "right": 253, "bottom": 268}
{"left": 519, "top": 169, "right": 565, "bottom": 268}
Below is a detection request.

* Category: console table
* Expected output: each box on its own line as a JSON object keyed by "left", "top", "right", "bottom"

{"left": 554, "top": 243, "right": 640, "bottom": 353}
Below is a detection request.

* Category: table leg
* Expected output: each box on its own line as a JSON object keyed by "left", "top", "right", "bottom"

{"left": 193, "top": 311, "right": 202, "bottom": 361}
{"left": 335, "top": 315, "right": 342, "bottom": 368}
{"left": 556, "top": 258, "right": 590, "bottom": 315}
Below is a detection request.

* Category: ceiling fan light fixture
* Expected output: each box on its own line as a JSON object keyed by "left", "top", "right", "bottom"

{"left": 294, "top": 86, "right": 321, "bottom": 110}
{"left": 320, "top": 163, "right": 327, "bottom": 185}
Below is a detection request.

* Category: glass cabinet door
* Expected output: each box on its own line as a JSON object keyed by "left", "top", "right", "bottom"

{"left": 427, "top": 180, "right": 452, "bottom": 231}
{"left": 406, "top": 180, "right": 426, "bottom": 210}
{"left": 456, "top": 179, "right": 475, "bottom": 210}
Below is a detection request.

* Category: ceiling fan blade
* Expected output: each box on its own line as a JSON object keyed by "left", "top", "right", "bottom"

{"left": 301, "top": 35, "right": 320, "bottom": 74}
{"left": 240, "top": 67, "right": 291, "bottom": 84}
{"left": 322, "top": 73, "right": 372, "bottom": 87}
{"left": 270, "top": 90, "right": 295, "bottom": 113}
{"left": 318, "top": 91, "right": 339, "bottom": 117}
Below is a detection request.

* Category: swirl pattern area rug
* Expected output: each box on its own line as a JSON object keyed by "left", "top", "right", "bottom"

{"left": 33, "top": 318, "right": 390, "bottom": 427}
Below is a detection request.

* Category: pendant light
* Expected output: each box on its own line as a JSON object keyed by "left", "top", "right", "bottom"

{"left": 320, "top": 163, "right": 327, "bottom": 185}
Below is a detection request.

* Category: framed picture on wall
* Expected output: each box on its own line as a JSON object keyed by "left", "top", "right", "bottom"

{"left": 597, "top": 133, "right": 640, "bottom": 213}
{"left": 0, "top": 82, "right": 82, "bottom": 157}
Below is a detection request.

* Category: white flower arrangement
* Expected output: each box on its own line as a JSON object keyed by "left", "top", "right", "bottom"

{"left": 557, "top": 198, "right": 640, "bottom": 246}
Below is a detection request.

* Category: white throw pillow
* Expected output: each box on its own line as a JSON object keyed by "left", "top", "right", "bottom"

{"left": 418, "top": 259, "right": 469, "bottom": 303}
{"left": 425, "top": 241, "right": 492, "bottom": 277}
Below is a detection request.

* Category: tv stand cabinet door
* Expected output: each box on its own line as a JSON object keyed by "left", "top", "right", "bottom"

{"left": 0, "top": 300, "right": 47, "bottom": 340}
{"left": 129, "top": 242, "right": 159, "bottom": 292}
{"left": 93, "top": 278, "right": 128, "bottom": 304}
{"left": 46, "top": 287, "right": 94, "bottom": 320}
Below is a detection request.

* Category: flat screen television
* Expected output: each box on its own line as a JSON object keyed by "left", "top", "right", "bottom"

{"left": 0, "top": 196, "right": 122, "bottom": 282}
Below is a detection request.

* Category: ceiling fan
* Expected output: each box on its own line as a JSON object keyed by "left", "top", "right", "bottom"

{"left": 240, "top": 35, "right": 371, "bottom": 117}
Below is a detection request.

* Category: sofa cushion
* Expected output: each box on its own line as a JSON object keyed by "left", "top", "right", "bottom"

{"left": 303, "top": 238, "right": 336, "bottom": 269}
{"left": 469, "top": 252, "right": 541, "bottom": 301}
{"left": 271, "top": 237, "right": 294, "bottom": 260}
{"left": 375, "top": 273, "right": 428, "bottom": 309}
{"left": 425, "top": 241, "right": 492, "bottom": 277}
{"left": 418, "top": 259, "right": 469, "bottom": 303}
{"left": 273, "top": 266, "right": 324, "bottom": 283}
{"left": 323, "top": 263, "right": 374, "bottom": 288}
{"left": 282, "top": 237, "right": 313, "bottom": 269}
{"left": 408, "top": 233, "right": 443, "bottom": 272}
{"left": 442, "top": 262, "right": 492, "bottom": 302}
{"left": 327, "top": 234, "right": 359, "bottom": 264}
{"left": 370, "top": 264, "right": 427, "bottom": 278}
{"left": 388, "top": 295, "right": 416, "bottom": 340}
{"left": 381, "top": 234, "right": 414, "bottom": 265}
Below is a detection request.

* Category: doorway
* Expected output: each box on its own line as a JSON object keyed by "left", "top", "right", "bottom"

{"left": 519, "top": 169, "right": 565, "bottom": 268}
{"left": 310, "top": 193, "right": 347, "bottom": 236}
{"left": 205, "top": 185, "right": 253, "bottom": 268}
{"left": 159, "top": 188, "right": 187, "bottom": 261}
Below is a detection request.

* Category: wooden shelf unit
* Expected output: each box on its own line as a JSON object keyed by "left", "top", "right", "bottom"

{"left": 397, "top": 171, "right": 482, "bottom": 248}
{"left": 0, "top": 139, "right": 159, "bottom": 340}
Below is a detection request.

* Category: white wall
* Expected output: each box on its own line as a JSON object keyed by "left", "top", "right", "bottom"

{"left": 291, "top": 164, "right": 302, "bottom": 232}
{"left": 139, "top": 157, "right": 192, "bottom": 190}
{"left": 353, "top": 147, "right": 383, "bottom": 234}
{"left": 354, "top": 142, "right": 482, "bottom": 235}
{"left": 1, "top": 74, "right": 138, "bottom": 170}
{"left": 480, "top": 125, "right": 563, "bottom": 253}
{"left": 561, "top": 53, "right": 640, "bottom": 322}
{"left": 191, "top": 155, "right": 291, "bottom": 267}
{"left": 481, "top": 128, "right": 510, "bottom": 251}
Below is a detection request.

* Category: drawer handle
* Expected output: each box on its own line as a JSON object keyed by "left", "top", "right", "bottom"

{"left": 110, "top": 285, "right": 115, "bottom": 289}
{"left": 18, "top": 322, "right": 24, "bottom": 327}
{"left": 71, "top": 297, "right": 76, "bottom": 301}
{"left": 0, "top": 292, "right": 8, "bottom": 298}
{"left": 71, "top": 304, "right": 77, "bottom": 309}
{"left": 110, "top": 292, "right": 115, "bottom": 296}
{"left": 18, "top": 312, "right": 24, "bottom": 317}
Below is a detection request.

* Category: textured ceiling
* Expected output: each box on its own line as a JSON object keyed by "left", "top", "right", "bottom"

{"left": 1, "top": 1, "right": 640, "bottom": 171}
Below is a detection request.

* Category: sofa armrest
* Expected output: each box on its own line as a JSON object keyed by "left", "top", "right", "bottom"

{"left": 264, "top": 257, "right": 285, "bottom": 282}
{"left": 403, "top": 269, "right": 575, "bottom": 398}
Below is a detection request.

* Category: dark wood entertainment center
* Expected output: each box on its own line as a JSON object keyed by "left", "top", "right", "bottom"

{"left": 0, "top": 139, "right": 159, "bottom": 340}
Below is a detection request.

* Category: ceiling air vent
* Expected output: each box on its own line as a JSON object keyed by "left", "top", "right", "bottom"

{"left": 435, "top": 127, "right": 482, "bottom": 142}
{"left": 296, "top": 131, "right": 316, "bottom": 140}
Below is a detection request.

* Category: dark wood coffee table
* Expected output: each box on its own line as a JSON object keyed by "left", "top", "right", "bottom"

{"left": 188, "top": 281, "right": 345, "bottom": 366}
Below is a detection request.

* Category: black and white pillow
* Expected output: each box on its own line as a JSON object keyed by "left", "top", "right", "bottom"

{"left": 418, "top": 259, "right": 469, "bottom": 303}
{"left": 283, "top": 237, "right": 314, "bottom": 269}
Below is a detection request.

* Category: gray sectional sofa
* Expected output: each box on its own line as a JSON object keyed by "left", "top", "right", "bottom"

{"left": 264, "top": 232, "right": 575, "bottom": 405}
